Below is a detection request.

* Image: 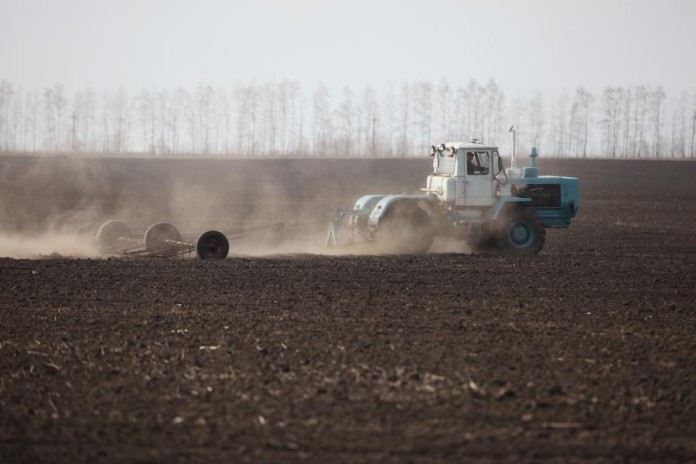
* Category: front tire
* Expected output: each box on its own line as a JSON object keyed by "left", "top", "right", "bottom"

{"left": 497, "top": 207, "right": 545, "bottom": 256}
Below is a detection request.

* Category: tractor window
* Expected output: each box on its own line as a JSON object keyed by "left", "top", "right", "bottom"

{"left": 493, "top": 150, "right": 502, "bottom": 174}
{"left": 466, "top": 151, "right": 490, "bottom": 175}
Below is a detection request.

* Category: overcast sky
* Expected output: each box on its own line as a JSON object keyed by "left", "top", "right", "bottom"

{"left": 1, "top": 0, "right": 694, "bottom": 97}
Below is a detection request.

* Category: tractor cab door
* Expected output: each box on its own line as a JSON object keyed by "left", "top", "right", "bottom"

{"left": 456, "top": 150, "right": 496, "bottom": 207}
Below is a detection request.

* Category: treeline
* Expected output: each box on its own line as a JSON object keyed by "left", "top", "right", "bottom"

{"left": 0, "top": 79, "right": 694, "bottom": 158}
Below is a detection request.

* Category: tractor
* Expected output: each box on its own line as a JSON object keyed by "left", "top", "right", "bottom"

{"left": 326, "top": 134, "right": 579, "bottom": 256}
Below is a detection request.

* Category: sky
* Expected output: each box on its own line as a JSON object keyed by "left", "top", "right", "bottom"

{"left": 1, "top": 0, "right": 695, "bottom": 97}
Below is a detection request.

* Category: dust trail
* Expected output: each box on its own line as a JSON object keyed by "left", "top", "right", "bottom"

{"left": 0, "top": 155, "right": 435, "bottom": 259}
{"left": 0, "top": 232, "right": 98, "bottom": 259}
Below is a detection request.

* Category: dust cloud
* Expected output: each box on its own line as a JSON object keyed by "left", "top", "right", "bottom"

{"left": 0, "top": 231, "right": 97, "bottom": 259}
{"left": 0, "top": 154, "right": 431, "bottom": 259}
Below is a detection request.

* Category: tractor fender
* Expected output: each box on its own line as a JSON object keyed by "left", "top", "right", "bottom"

{"left": 489, "top": 197, "right": 532, "bottom": 221}
{"left": 367, "top": 194, "right": 435, "bottom": 228}
{"left": 352, "top": 194, "right": 387, "bottom": 212}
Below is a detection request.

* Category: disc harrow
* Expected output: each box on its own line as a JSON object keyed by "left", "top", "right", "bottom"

{"left": 87, "top": 220, "right": 230, "bottom": 260}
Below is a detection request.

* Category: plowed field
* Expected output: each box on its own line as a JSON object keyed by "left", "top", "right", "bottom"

{"left": 1, "top": 156, "right": 695, "bottom": 463}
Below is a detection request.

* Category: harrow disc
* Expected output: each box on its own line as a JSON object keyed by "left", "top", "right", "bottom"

{"left": 144, "top": 222, "right": 183, "bottom": 257}
{"left": 96, "top": 220, "right": 132, "bottom": 252}
{"left": 77, "top": 223, "right": 98, "bottom": 237}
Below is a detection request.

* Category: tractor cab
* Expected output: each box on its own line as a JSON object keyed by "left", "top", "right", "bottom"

{"left": 427, "top": 142, "right": 506, "bottom": 207}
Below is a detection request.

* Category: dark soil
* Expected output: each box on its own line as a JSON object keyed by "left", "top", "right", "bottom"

{"left": 1, "top": 155, "right": 695, "bottom": 462}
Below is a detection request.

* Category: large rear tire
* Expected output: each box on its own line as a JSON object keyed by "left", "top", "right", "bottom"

{"left": 377, "top": 203, "right": 433, "bottom": 255}
{"left": 497, "top": 207, "right": 545, "bottom": 256}
{"left": 144, "top": 222, "right": 182, "bottom": 256}
{"left": 196, "top": 230, "right": 229, "bottom": 260}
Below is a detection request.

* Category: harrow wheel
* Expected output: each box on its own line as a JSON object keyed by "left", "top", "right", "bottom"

{"left": 144, "top": 222, "right": 183, "bottom": 257}
{"left": 196, "top": 230, "right": 229, "bottom": 260}
{"left": 96, "top": 220, "right": 132, "bottom": 252}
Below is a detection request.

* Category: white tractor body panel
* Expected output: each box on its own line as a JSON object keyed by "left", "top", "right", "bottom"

{"left": 460, "top": 175, "right": 496, "bottom": 207}
{"left": 426, "top": 175, "right": 456, "bottom": 202}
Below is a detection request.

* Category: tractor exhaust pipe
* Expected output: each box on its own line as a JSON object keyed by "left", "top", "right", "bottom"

{"left": 509, "top": 125, "right": 517, "bottom": 168}
{"left": 506, "top": 125, "right": 522, "bottom": 177}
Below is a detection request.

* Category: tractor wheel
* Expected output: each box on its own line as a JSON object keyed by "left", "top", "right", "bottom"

{"left": 496, "top": 207, "right": 545, "bottom": 256}
{"left": 144, "top": 222, "right": 182, "bottom": 256}
{"left": 378, "top": 203, "right": 434, "bottom": 255}
{"left": 196, "top": 230, "right": 229, "bottom": 260}
{"left": 96, "top": 220, "right": 132, "bottom": 252}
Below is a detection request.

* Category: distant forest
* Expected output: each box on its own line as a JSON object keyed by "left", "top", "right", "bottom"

{"left": 0, "top": 79, "right": 694, "bottom": 158}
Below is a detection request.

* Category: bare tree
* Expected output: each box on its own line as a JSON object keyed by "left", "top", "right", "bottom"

{"left": 42, "top": 83, "right": 67, "bottom": 152}
{"left": 381, "top": 84, "right": 398, "bottom": 157}
{"left": 195, "top": 85, "right": 215, "bottom": 154}
{"left": 413, "top": 81, "right": 433, "bottom": 153}
{"left": 432, "top": 78, "right": 450, "bottom": 143}
{"left": 0, "top": 81, "right": 15, "bottom": 152}
{"left": 137, "top": 89, "right": 156, "bottom": 153}
{"left": 620, "top": 87, "right": 633, "bottom": 157}
{"left": 168, "top": 87, "right": 188, "bottom": 154}
{"left": 464, "top": 79, "right": 479, "bottom": 137}
{"left": 452, "top": 85, "right": 470, "bottom": 142}
{"left": 691, "top": 92, "right": 696, "bottom": 157}
{"left": 361, "top": 84, "right": 379, "bottom": 157}
{"left": 12, "top": 89, "right": 26, "bottom": 152}
{"left": 24, "top": 89, "right": 40, "bottom": 152}
{"left": 527, "top": 90, "right": 545, "bottom": 151}
{"left": 670, "top": 91, "right": 688, "bottom": 157}
{"left": 650, "top": 85, "right": 666, "bottom": 157}
{"left": 213, "top": 86, "right": 231, "bottom": 155}
{"left": 312, "top": 83, "right": 332, "bottom": 156}
{"left": 71, "top": 90, "right": 84, "bottom": 152}
{"left": 631, "top": 86, "right": 648, "bottom": 157}
{"left": 276, "top": 80, "right": 294, "bottom": 156}
{"left": 600, "top": 86, "right": 620, "bottom": 157}
{"left": 484, "top": 79, "right": 505, "bottom": 146}
{"left": 550, "top": 91, "right": 570, "bottom": 156}
{"left": 396, "top": 83, "right": 411, "bottom": 156}
{"left": 104, "top": 88, "right": 131, "bottom": 153}
{"left": 569, "top": 86, "right": 593, "bottom": 157}
{"left": 336, "top": 86, "right": 355, "bottom": 156}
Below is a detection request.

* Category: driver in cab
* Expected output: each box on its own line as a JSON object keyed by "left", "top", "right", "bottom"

{"left": 467, "top": 152, "right": 488, "bottom": 175}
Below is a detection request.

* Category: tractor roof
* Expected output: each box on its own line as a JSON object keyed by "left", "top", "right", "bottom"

{"left": 443, "top": 141, "right": 498, "bottom": 151}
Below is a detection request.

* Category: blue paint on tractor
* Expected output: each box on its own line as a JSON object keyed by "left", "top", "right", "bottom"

{"left": 508, "top": 175, "right": 579, "bottom": 228}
